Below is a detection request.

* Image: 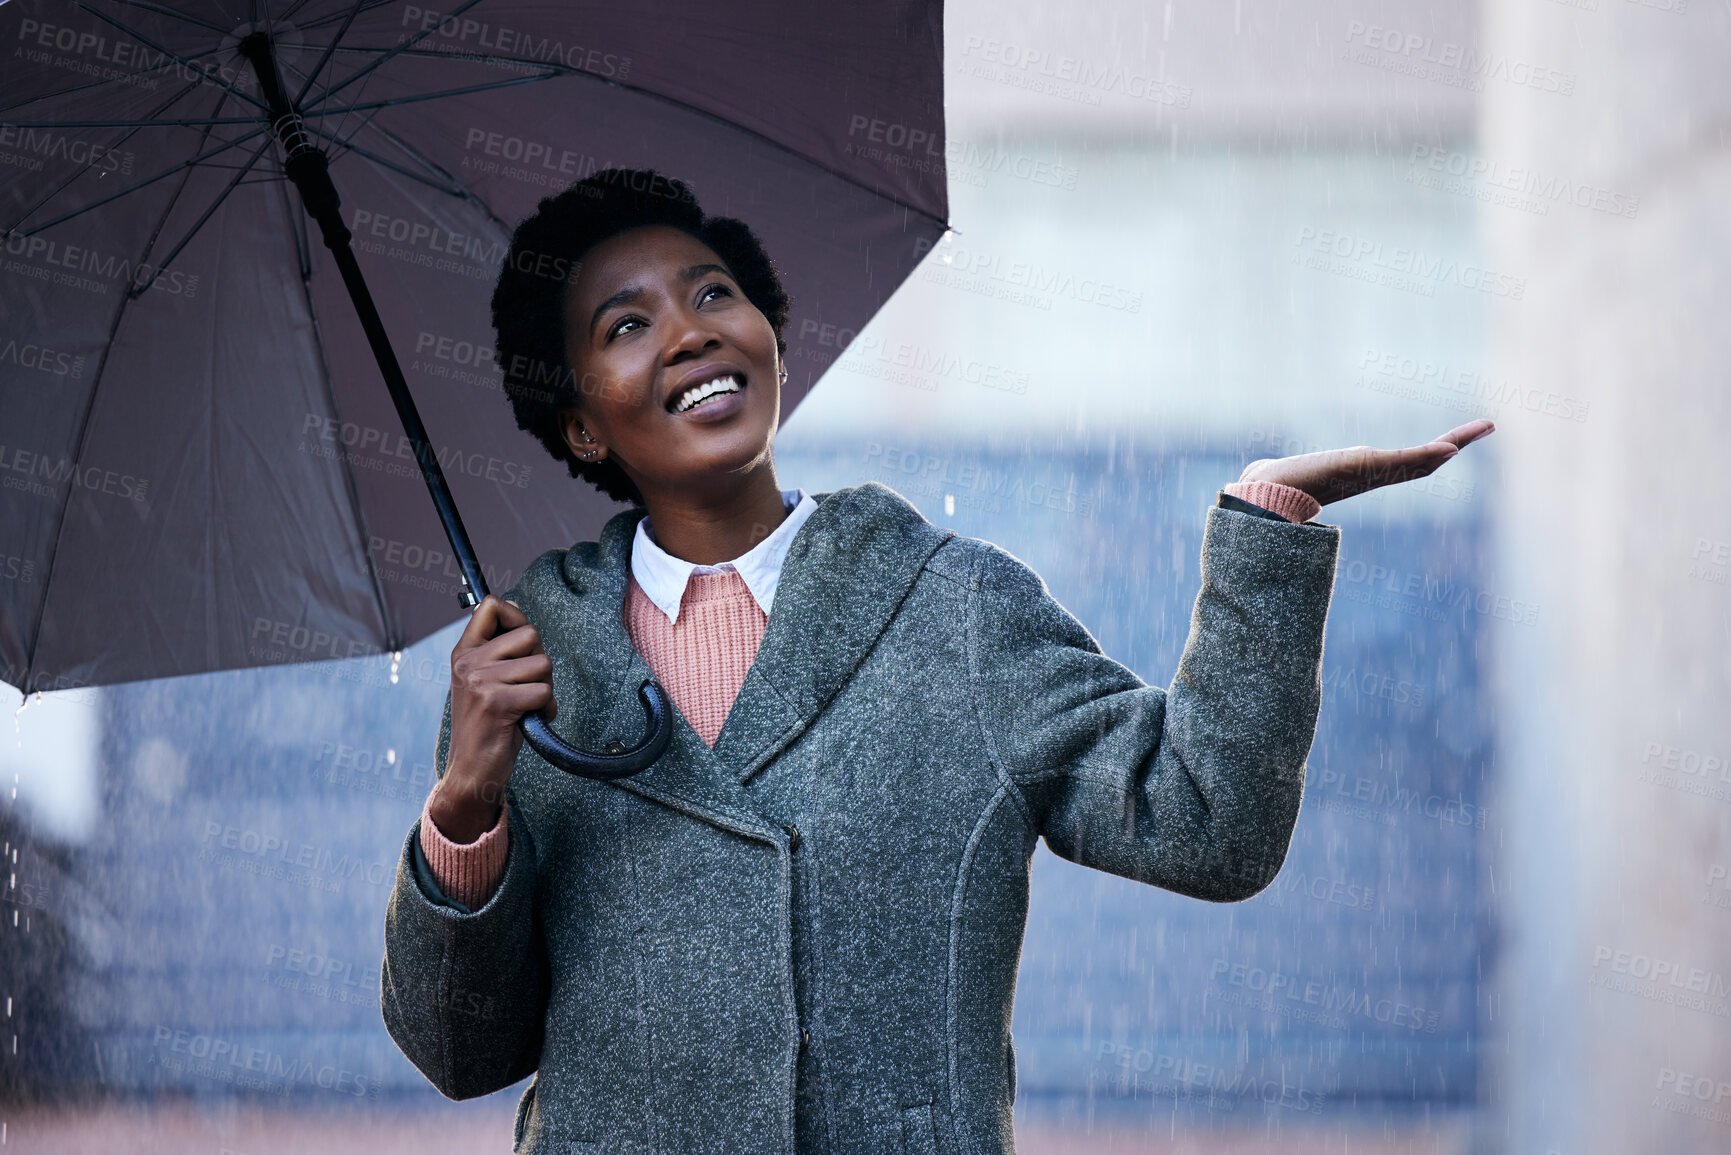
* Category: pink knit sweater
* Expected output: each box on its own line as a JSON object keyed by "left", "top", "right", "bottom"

{"left": 417, "top": 483, "right": 1317, "bottom": 908}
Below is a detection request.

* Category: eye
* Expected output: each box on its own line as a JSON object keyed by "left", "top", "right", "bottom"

{"left": 605, "top": 315, "right": 645, "bottom": 341}
{"left": 698, "top": 282, "right": 733, "bottom": 305}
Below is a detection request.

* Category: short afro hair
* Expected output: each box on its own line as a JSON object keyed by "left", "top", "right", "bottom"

{"left": 490, "top": 168, "right": 792, "bottom": 506}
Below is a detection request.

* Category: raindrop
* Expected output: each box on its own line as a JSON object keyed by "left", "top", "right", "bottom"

{"left": 13, "top": 690, "right": 41, "bottom": 741}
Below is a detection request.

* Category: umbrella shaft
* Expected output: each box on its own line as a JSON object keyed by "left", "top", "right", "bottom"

{"left": 240, "top": 33, "right": 489, "bottom": 610}
{"left": 326, "top": 235, "right": 492, "bottom": 608}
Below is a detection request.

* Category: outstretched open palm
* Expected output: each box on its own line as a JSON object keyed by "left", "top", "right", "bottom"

{"left": 1240, "top": 419, "right": 1494, "bottom": 506}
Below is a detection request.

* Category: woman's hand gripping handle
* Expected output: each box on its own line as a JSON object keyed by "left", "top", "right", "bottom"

{"left": 429, "top": 595, "right": 555, "bottom": 844}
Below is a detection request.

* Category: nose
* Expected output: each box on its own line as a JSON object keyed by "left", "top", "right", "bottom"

{"left": 662, "top": 301, "right": 723, "bottom": 365}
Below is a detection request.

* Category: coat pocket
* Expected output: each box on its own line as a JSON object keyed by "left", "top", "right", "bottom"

{"left": 899, "top": 1103, "right": 938, "bottom": 1155}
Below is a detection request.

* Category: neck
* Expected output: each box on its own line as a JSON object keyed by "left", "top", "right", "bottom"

{"left": 639, "top": 467, "right": 791, "bottom": 566}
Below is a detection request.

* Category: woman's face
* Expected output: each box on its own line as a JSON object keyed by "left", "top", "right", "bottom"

{"left": 558, "top": 225, "right": 782, "bottom": 501}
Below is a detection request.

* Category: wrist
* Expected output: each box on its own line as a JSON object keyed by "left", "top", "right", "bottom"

{"left": 428, "top": 774, "right": 503, "bottom": 844}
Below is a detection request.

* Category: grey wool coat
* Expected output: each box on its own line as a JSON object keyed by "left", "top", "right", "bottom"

{"left": 380, "top": 481, "right": 1340, "bottom": 1154}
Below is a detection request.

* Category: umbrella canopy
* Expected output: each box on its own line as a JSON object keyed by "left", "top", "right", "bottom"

{"left": 0, "top": 0, "right": 947, "bottom": 697}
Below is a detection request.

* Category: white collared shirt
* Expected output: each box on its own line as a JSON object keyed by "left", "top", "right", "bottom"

{"left": 630, "top": 488, "right": 817, "bottom": 625}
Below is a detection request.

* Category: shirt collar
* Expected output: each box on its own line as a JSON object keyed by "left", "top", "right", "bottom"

{"left": 630, "top": 488, "right": 817, "bottom": 625}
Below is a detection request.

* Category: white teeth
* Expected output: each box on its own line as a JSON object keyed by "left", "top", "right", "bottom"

{"left": 672, "top": 375, "right": 742, "bottom": 413}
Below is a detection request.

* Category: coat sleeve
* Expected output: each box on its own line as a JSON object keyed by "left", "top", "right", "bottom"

{"left": 969, "top": 504, "right": 1340, "bottom": 901}
{"left": 380, "top": 689, "right": 549, "bottom": 1098}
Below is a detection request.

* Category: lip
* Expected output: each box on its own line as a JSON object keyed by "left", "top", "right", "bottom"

{"left": 664, "top": 363, "right": 749, "bottom": 418}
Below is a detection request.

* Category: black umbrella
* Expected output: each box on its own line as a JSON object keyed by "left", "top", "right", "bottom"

{"left": 0, "top": 0, "right": 948, "bottom": 776}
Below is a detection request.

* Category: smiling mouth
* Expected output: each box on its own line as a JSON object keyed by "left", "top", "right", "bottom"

{"left": 668, "top": 374, "right": 745, "bottom": 414}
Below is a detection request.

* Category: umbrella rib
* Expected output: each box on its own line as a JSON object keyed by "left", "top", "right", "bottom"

{"left": 18, "top": 94, "right": 233, "bottom": 692}
{"left": 308, "top": 47, "right": 951, "bottom": 232}
{"left": 127, "top": 134, "right": 276, "bottom": 297}
{"left": 5, "top": 127, "right": 270, "bottom": 236}
{"left": 306, "top": 70, "right": 560, "bottom": 118}
{"left": 349, "top": 117, "right": 513, "bottom": 234}
{"left": 288, "top": 0, "right": 397, "bottom": 33}
{"left": 291, "top": 0, "right": 367, "bottom": 107}
{"left": 305, "top": 0, "right": 488, "bottom": 110}
{"left": 275, "top": 56, "right": 512, "bottom": 229}
{"left": 275, "top": 175, "right": 404, "bottom": 652}
{"left": 73, "top": 0, "right": 270, "bottom": 113}
{"left": 3, "top": 79, "right": 209, "bottom": 240}
{"left": 303, "top": 121, "right": 462, "bottom": 198}
{"left": 108, "top": 0, "right": 231, "bottom": 35}
{"left": 0, "top": 44, "right": 228, "bottom": 117}
{"left": 321, "top": 44, "right": 618, "bottom": 77}
{"left": 0, "top": 117, "right": 261, "bottom": 129}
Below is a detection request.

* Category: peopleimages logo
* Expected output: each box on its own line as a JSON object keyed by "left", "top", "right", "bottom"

{"left": 1, "top": 230, "right": 200, "bottom": 298}
{"left": 0, "top": 338, "right": 85, "bottom": 380}
{"left": 1655, "top": 1068, "right": 1731, "bottom": 1127}
{"left": 1295, "top": 227, "right": 1526, "bottom": 300}
{"left": 399, "top": 5, "right": 630, "bottom": 77}
{"left": 1591, "top": 946, "right": 1731, "bottom": 1003}
{"left": 1342, "top": 21, "right": 1576, "bottom": 95}
{"left": 1335, "top": 558, "right": 1541, "bottom": 627}
{"left": 1404, "top": 145, "right": 1639, "bottom": 220}
{"left": 836, "top": 334, "right": 1030, "bottom": 396}
{"left": 915, "top": 235, "right": 1143, "bottom": 314}
{"left": 0, "top": 442, "right": 150, "bottom": 504}
{"left": 461, "top": 128, "right": 605, "bottom": 188}
{"left": 1209, "top": 958, "right": 1442, "bottom": 1033}
{"left": 1356, "top": 346, "right": 1590, "bottom": 423}
{"left": 298, "top": 414, "right": 534, "bottom": 490}
{"left": 150, "top": 1025, "right": 382, "bottom": 1100}
{"left": 0, "top": 124, "right": 135, "bottom": 175}
{"left": 13, "top": 16, "right": 268, "bottom": 92}
{"left": 957, "top": 36, "right": 1192, "bottom": 108}
{"left": 1094, "top": 1041, "right": 1327, "bottom": 1113}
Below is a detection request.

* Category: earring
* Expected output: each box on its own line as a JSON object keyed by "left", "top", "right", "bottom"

{"left": 579, "top": 430, "right": 598, "bottom": 460}
{"left": 778, "top": 366, "right": 788, "bottom": 384}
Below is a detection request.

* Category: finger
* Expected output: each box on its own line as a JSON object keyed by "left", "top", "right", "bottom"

{"left": 471, "top": 623, "right": 547, "bottom": 663}
{"left": 1428, "top": 419, "right": 1495, "bottom": 450}
{"left": 457, "top": 597, "right": 531, "bottom": 655}
{"left": 480, "top": 653, "right": 554, "bottom": 686}
{"left": 455, "top": 595, "right": 508, "bottom": 653}
{"left": 488, "top": 680, "right": 556, "bottom": 720}
{"left": 1344, "top": 443, "right": 1458, "bottom": 489}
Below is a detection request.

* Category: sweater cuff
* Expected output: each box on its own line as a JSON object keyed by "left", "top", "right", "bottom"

{"left": 418, "top": 789, "right": 509, "bottom": 911}
{"left": 1221, "top": 480, "right": 1322, "bottom": 525}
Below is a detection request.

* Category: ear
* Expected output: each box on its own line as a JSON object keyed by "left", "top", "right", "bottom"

{"left": 558, "top": 409, "right": 608, "bottom": 464}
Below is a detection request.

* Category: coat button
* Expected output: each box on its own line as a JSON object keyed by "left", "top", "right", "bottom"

{"left": 782, "top": 824, "right": 802, "bottom": 852}
{"left": 799, "top": 1026, "right": 810, "bottom": 1049}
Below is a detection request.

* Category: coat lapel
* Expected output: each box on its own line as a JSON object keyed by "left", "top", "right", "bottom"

{"left": 712, "top": 482, "right": 955, "bottom": 783}
{"left": 545, "top": 506, "right": 776, "bottom": 840}
{"left": 538, "top": 482, "right": 952, "bottom": 830}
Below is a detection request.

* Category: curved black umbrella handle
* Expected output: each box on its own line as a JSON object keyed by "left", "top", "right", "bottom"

{"left": 520, "top": 679, "right": 673, "bottom": 780}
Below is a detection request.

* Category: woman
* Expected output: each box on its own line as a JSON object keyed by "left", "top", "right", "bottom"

{"left": 380, "top": 169, "right": 1491, "bottom": 1153}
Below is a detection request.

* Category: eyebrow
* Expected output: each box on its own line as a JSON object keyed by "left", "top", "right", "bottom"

{"left": 588, "top": 263, "right": 736, "bottom": 337}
